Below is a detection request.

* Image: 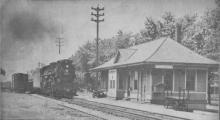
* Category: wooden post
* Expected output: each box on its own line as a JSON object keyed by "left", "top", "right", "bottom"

{"left": 91, "top": 5, "right": 104, "bottom": 86}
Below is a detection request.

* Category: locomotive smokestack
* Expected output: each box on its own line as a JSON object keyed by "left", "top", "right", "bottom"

{"left": 175, "top": 23, "right": 182, "bottom": 43}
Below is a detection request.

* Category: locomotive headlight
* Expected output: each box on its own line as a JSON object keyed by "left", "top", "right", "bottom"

{"left": 65, "top": 88, "right": 70, "bottom": 92}
{"left": 64, "top": 69, "right": 69, "bottom": 75}
{"left": 57, "top": 78, "right": 61, "bottom": 83}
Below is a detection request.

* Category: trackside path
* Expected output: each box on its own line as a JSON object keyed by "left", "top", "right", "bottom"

{"left": 0, "top": 92, "right": 126, "bottom": 120}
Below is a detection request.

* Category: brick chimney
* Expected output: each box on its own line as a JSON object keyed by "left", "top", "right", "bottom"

{"left": 175, "top": 23, "right": 182, "bottom": 43}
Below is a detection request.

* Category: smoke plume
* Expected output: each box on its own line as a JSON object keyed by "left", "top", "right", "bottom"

{"left": 0, "top": 0, "right": 58, "bottom": 61}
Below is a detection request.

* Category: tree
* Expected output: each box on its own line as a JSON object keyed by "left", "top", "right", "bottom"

{"left": 115, "top": 30, "right": 133, "bottom": 49}
{"left": 99, "top": 38, "right": 117, "bottom": 63}
{"left": 140, "top": 17, "right": 159, "bottom": 41}
{"left": 160, "top": 12, "right": 176, "bottom": 39}
{"left": 140, "top": 12, "right": 176, "bottom": 42}
{"left": 181, "top": 7, "right": 219, "bottom": 60}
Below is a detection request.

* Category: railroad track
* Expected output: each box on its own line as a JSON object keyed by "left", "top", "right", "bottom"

{"left": 33, "top": 94, "right": 107, "bottom": 120}
{"left": 59, "top": 104, "right": 106, "bottom": 120}
{"left": 63, "top": 98, "right": 191, "bottom": 120}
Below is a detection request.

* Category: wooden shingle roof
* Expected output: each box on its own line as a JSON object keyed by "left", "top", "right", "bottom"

{"left": 91, "top": 37, "right": 219, "bottom": 71}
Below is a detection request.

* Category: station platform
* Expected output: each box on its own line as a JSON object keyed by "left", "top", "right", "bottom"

{"left": 75, "top": 92, "right": 219, "bottom": 120}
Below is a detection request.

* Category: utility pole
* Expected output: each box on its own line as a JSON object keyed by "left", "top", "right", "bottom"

{"left": 91, "top": 4, "right": 104, "bottom": 66}
{"left": 217, "top": 39, "right": 220, "bottom": 118}
{"left": 91, "top": 4, "right": 104, "bottom": 86}
{"left": 38, "top": 62, "right": 44, "bottom": 68}
{"left": 56, "top": 36, "right": 64, "bottom": 55}
{"left": 56, "top": 25, "right": 64, "bottom": 55}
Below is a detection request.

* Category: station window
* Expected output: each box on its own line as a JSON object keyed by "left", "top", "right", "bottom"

{"left": 113, "top": 80, "right": 115, "bottom": 88}
{"left": 119, "top": 78, "right": 123, "bottom": 89}
{"left": 109, "top": 70, "right": 116, "bottom": 89}
{"left": 186, "top": 70, "right": 196, "bottom": 91}
{"left": 134, "top": 80, "right": 138, "bottom": 90}
{"left": 109, "top": 80, "right": 115, "bottom": 89}
{"left": 134, "top": 71, "right": 138, "bottom": 90}
{"left": 110, "top": 80, "right": 112, "bottom": 88}
{"left": 164, "top": 70, "right": 173, "bottom": 90}
{"left": 109, "top": 80, "right": 112, "bottom": 88}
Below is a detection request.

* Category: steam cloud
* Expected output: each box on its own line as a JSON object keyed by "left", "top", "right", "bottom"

{"left": 8, "top": 12, "right": 50, "bottom": 42}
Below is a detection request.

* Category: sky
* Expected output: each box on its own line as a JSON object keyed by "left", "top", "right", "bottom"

{"left": 0, "top": 0, "right": 217, "bottom": 81}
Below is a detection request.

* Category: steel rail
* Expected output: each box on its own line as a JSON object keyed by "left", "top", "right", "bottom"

{"left": 68, "top": 98, "right": 191, "bottom": 120}
{"left": 59, "top": 104, "right": 106, "bottom": 120}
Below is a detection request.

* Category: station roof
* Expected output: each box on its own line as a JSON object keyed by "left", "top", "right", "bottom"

{"left": 91, "top": 37, "right": 219, "bottom": 71}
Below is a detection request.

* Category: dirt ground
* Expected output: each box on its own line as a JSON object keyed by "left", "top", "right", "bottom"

{"left": 0, "top": 92, "right": 100, "bottom": 120}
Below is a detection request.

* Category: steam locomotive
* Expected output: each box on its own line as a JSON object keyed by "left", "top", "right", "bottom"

{"left": 40, "top": 59, "right": 76, "bottom": 98}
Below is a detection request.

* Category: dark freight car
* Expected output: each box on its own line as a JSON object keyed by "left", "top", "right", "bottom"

{"left": 1, "top": 81, "right": 11, "bottom": 92}
{"left": 12, "top": 73, "right": 28, "bottom": 93}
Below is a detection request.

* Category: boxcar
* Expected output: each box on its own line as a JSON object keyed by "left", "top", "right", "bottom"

{"left": 12, "top": 73, "right": 28, "bottom": 93}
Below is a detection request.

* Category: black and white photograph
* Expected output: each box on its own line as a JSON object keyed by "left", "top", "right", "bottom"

{"left": 0, "top": 0, "right": 219, "bottom": 120}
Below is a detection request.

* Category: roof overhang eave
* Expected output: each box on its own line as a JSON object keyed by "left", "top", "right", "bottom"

{"left": 90, "top": 61, "right": 219, "bottom": 72}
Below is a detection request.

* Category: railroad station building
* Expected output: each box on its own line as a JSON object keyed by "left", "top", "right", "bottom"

{"left": 91, "top": 37, "right": 219, "bottom": 110}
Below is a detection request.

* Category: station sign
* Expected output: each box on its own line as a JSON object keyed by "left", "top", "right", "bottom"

{"left": 155, "top": 65, "right": 173, "bottom": 69}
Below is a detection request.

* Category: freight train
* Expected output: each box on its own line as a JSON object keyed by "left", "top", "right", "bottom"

{"left": 40, "top": 59, "right": 76, "bottom": 98}
{"left": 11, "top": 59, "right": 77, "bottom": 99}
